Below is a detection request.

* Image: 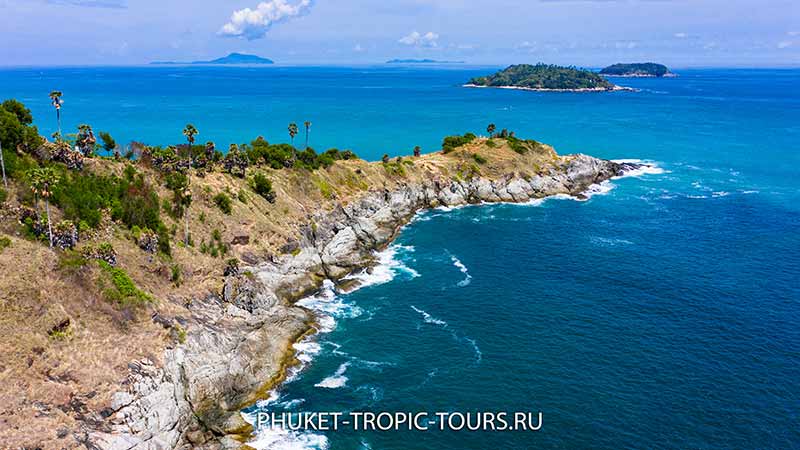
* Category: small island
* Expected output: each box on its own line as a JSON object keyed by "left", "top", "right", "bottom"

{"left": 151, "top": 52, "right": 274, "bottom": 65}
{"left": 386, "top": 59, "right": 464, "bottom": 64}
{"left": 600, "top": 63, "right": 675, "bottom": 77}
{"left": 465, "top": 64, "right": 629, "bottom": 92}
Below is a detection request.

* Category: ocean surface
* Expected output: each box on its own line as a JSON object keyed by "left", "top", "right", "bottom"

{"left": 3, "top": 66, "right": 799, "bottom": 449}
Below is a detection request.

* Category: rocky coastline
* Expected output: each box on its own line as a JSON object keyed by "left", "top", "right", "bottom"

{"left": 86, "top": 154, "right": 639, "bottom": 450}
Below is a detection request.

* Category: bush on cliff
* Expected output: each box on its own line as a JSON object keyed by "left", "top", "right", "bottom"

{"left": 213, "top": 192, "right": 233, "bottom": 215}
{"left": 250, "top": 172, "right": 276, "bottom": 203}
{"left": 442, "top": 133, "right": 477, "bottom": 154}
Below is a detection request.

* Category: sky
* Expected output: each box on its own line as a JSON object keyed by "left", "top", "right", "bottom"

{"left": 1, "top": 0, "right": 799, "bottom": 67}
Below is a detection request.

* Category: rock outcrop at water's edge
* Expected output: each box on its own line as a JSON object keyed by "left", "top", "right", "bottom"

{"left": 86, "top": 153, "right": 631, "bottom": 450}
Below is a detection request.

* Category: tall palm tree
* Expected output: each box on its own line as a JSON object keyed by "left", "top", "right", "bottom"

{"left": 30, "top": 167, "right": 59, "bottom": 248}
{"left": 183, "top": 124, "right": 198, "bottom": 146}
{"left": 288, "top": 123, "right": 298, "bottom": 146}
{"left": 0, "top": 141, "right": 7, "bottom": 188}
{"left": 304, "top": 121, "right": 312, "bottom": 149}
{"left": 49, "top": 91, "right": 64, "bottom": 136}
{"left": 487, "top": 123, "right": 496, "bottom": 137}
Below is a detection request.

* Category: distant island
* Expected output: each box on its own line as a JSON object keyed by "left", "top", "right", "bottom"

{"left": 465, "top": 64, "right": 630, "bottom": 92}
{"left": 151, "top": 52, "right": 274, "bottom": 65}
{"left": 386, "top": 59, "right": 464, "bottom": 64}
{"left": 600, "top": 63, "right": 675, "bottom": 77}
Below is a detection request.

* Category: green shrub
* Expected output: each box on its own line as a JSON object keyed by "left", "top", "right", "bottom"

{"left": 472, "top": 153, "right": 488, "bottom": 164}
{"left": 0, "top": 187, "right": 7, "bottom": 203}
{"left": 250, "top": 172, "right": 276, "bottom": 202}
{"left": 213, "top": 192, "right": 232, "bottom": 214}
{"left": 0, "top": 236, "right": 10, "bottom": 253}
{"left": 171, "top": 264, "right": 181, "bottom": 285}
{"left": 98, "top": 260, "right": 153, "bottom": 306}
{"left": 485, "top": 139, "right": 498, "bottom": 148}
{"left": 442, "top": 133, "right": 477, "bottom": 154}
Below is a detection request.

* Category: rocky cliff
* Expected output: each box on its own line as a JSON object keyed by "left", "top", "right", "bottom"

{"left": 88, "top": 150, "right": 633, "bottom": 449}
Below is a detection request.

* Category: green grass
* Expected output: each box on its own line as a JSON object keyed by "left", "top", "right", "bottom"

{"left": 98, "top": 260, "right": 154, "bottom": 306}
{"left": 472, "top": 153, "right": 488, "bottom": 164}
{"left": 0, "top": 235, "right": 10, "bottom": 253}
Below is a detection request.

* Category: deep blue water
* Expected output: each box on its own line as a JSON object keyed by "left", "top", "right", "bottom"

{"left": 2, "top": 66, "right": 798, "bottom": 449}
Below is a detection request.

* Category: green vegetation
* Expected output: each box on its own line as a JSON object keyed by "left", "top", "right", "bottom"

{"left": 0, "top": 235, "right": 10, "bottom": 253}
{"left": 468, "top": 64, "right": 615, "bottom": 90}
{"left": 472, "top": 153, "right": 488, "bottom": 164}
{"left": 442, "top": 133, "right": 477, "bottom": 154}
{"left": 200, "top": 228, "right": 228, "bottom": 258}
{"left": 314, "top": 177, "right": 335, "bottom": 198}
{"left": 506, "top": 136, "right": 538, "bottom": 154}
{"left": 98, "top": 131, "right": 116, "bottom": 156}
{"left": 97, "top": 260, "right": 154, "bottom": 306}
{"left": 600, "top": 63, "right": 671, "bottom": 77}
{"left": 250, "top": 172, "right": 276, "bottom": 202}
{"left": 0, "top": 187, "right": 7, "bottom": 203}
{"left": 243, "top": 136, "right": 357, "bottom": 171}
{"left": 213, "top": 192, "right": 232, "bottom": 214}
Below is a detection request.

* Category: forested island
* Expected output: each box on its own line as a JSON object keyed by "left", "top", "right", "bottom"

{"left": 465, "top": 64, "right": 628, "bottom": 92}
{"left": 600, "top": 63, "right": 674, "bottom": 77}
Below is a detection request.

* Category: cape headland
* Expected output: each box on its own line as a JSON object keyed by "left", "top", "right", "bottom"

{"left": 465, "top": 64, "right": 632, "bottom": 92}
{"left": 600, "top": 62, "right": 675, "bottom": 77}
{"left": 0, "top": 98, "right": 646, "bottom": 449}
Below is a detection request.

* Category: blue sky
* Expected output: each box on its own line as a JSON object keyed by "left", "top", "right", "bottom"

{"left": 1, "top": 0, "right": 798, "bottom": 67}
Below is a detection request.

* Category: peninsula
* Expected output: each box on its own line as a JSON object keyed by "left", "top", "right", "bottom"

{"left": 151, "top": 52, "right": 274, "bottom": 65}
{"left": 600, "top": 62, "right": 675, "bottom": 77}
{"left": 465, "top": 64, "right": 630, "bottom": 92}
{"left": 0, "top": 99, "right": 643, "bottom": 449}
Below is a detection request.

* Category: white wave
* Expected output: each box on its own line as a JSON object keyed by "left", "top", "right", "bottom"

{"left": 248, "top": 426, "right": 329, "bottom": 450}
{"left": 410, "top": 305, "right": 448, "bottom": 327}
{"left": 611, "top": 159, "right": 667, "bottom": 177}
{"left": 314, "top": 362, "right": 349, "bottom": 389}
{"left": 292, "top": 341, "right": 321, "bottom": 364}
{"left": 342, "top": 244, "right": 419, "bottom": 289}
{"left": 296, "top": 280, "right": 363, "bottom": 334}
{"left": 590, "top": 236, "right": 634, "bottom": 247}
{"left": 712, "top": 191, "right": 730, "bottom": 197}
{"left": 465, "top": 337, "right": 483, "bottom": 364}
{"left": 449, "top": 255, "right": 473, "bottom": 286}
{"left": 741, "top": 190, "right": 759, "bottom": 194}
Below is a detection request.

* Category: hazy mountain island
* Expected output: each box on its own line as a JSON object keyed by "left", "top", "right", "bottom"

{"left": 386, "top": 59, "right": 464, "bottom": 64}
{"left": 151, "top": 52, "right": 274, "bottom": 65}
{"left": 600, "top": 63, "right": 675, "bottom": 77}
{"left": 465, "top": 64, "right": 630, "bottom": 92}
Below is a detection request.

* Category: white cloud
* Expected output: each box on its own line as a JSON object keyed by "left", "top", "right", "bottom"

{"left": 219, "top": 0, "right": 313, "bottom": 40}
{"left": 674, "top": 32, "right": 688, "bottom": 38}
{"left": 777, "top": 41, "right": 793, "bottom": 49}
{"left": 353, "top": 43, "right": 365, "bottom": 52}
{"left": 787, "top": 31, "right": 800, "bottom": 37}
{"left": 399, "top": 31, "right": 439, "bottom": 48}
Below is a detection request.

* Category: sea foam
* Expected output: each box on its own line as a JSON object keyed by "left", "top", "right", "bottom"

{"left": 315, "top": 362, "right": 350, "bottom": 389}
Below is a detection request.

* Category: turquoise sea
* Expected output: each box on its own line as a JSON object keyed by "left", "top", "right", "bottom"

{"left": 2, "top": 66, "right": 799, "bottom": 449}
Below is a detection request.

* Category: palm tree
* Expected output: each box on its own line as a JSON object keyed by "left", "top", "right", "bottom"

{"left": 304, "top": 121, "right": 312, "bottom": 149}
{"left": 30, "top": 167, "right": 59, "bottom": 248}
{"left": 183, "top": 124, "right": 198, "bottom": 146}
{"left": 288, "top": 122, "right": 298, "bottom": 146}
{"left": 487, "top": 123, "right": 496, "bottom": 137}
{"left": 76, "top": 124, "right": 96, "bottom": 157}
{"left": 49, "top": 91, "right": 64, "bottom": 136}
{"left": 0, "top": 141, "right": 7, "bottom": 188}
